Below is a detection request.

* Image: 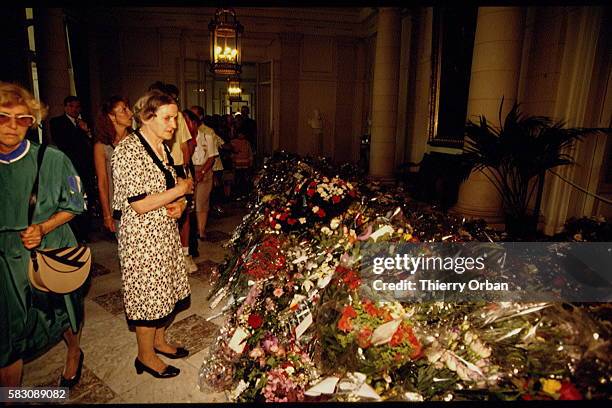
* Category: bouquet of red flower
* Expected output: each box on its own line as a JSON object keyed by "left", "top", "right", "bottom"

{"left": 241, "top": 235, "right": 287, "bottom": 279}
{"left": 321, "top": 297, "right": 422, "bottom": 376}
{"left": 266, "top": 176, "right": 357, "bottom": 232}
{"left": 303, "top": 176, "right": 357, "bottom": 221}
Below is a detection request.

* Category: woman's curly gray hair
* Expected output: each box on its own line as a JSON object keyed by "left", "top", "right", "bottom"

{"left": 132, "top": 90, "right": 176, "bottom": 126}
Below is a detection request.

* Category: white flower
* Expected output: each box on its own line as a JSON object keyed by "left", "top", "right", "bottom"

{"left": 302, "top": 279, "right": 314, "bottom": 292}
{"left": 299, "top": 217, "right": 306, "bottom": 224}
{"left": 285, "top": 366, "right": 295, "bottom": 375}
{"left": 321, "top": 227, "right": 333, "bottom": 235}
{"left": 330, "top": 218, "right": 340, "bottom": 230}
{"left": 275, "top": 224, "right": 281, "bottom": 230}
{"left": 312, "top": 206, "right": 320, "bottom": 213}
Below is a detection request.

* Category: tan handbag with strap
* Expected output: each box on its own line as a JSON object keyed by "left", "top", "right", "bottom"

{"left": 26, "top": 144, "right": 91, "bottom": 294}
{"left": 28, "top": 246, "right": 91, "bottom": 293}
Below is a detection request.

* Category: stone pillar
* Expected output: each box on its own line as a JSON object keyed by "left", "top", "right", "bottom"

{"left": 453, "top": 7, "right": 526, "bottom": 224}
{"left": 35, "top": 8, "right": 71, "bottom": 119}
{"left": 369, "top": 8, "right": 401, "bottom": 179}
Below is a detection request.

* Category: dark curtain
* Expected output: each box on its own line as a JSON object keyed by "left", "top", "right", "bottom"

{"left": 431, "top": 7, "right": 478, "bottom": 146}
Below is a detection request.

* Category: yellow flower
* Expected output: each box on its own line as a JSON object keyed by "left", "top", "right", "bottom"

{"left": 541, "top": 379, "right": 562, "bottom": 395}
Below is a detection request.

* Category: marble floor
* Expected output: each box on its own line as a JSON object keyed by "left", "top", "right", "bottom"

{"left": 21, "top": 203, "right": 247, "bottom": 404}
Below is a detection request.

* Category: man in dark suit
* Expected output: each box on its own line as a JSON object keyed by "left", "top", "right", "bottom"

{"left": 50, "top": 96, "right": 95, "bottom": 242}
{"left": 239, "top": 105, "right": 257, "bottom": 162}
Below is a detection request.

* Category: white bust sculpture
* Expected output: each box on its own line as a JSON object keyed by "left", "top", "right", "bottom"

{"left": 308, "top": 109, "right": 324, "bottom": 155}
{"left": 308, "top": 109, "right": 323, "bottom": 131}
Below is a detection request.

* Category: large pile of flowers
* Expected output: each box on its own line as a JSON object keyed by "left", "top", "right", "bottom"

{"left": 199, "top": 152, "right": 610, "bottom": 402}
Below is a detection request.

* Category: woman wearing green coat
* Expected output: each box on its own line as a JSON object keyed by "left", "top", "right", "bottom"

{"left": 0, "top": 82, "right": 86, "bottom": 388}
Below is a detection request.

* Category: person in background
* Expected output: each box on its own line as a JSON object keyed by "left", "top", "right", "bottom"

{"left": 148, "top": 82, "right": 196, "bottom": 273}
{"left": 93, "top": 96, "right": 132, "bottom": 234}
{"left": 49, "top": 96, "right": 95, "bottom": 243}
{"left": 191, "top": 114, "right": 219, "bottom": 240}
{"left": 230, "top": 128, "right": 253, "bottom": 200}
{"left": 180, "top": 109, "right": 200, "bottom": 272}
{"left": 0, "top": 82, "right": 85, "bottom": 388}
{"left": 240, "top": 105, "right": 257, "bottom": 157}
{"left": 112, "top": 90, "right": 193, "bottom": 379}
{"left": 218, "top": 114, "right": 236, "bottom": 199}
{"left": 190, "top": 106, "right": 225, "bottom": 218}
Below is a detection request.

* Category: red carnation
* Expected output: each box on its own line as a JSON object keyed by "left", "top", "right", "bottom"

{"left": 287, "top": 218, "right": 297, "bottom": 225}
{"left": 317, "top": 208, "right": 326, "bottom": 217}
{"left": 363, "top": 300, "right": 380, "bottom": 317}
{"left": 342, "top": 305, "right": 357, "bottom": 318}
{"left": 407, "top": 328, "right": 423, "bottom": 359}
{"left": 559, "top": 382, "right": 582, "bottom": 400}
{"left": 390, "top": 327, "right": 404, "bottom": 347}
{"left": 332, "top": 195, "right": 341, "bottom": 204}
{"left": 357, "top": 326, "right": 373, "bottom": 348}
{"left": 337, "top": 315, "right": 353, "bottom": 333}
{"left": 344, "top": 271, "right": 361, "bottom": 290}
{"left": 307, "top": 189, "right": 316, "bottom": 197}
{"left": 248, "top": 313, "right": 264, "bottom": 329}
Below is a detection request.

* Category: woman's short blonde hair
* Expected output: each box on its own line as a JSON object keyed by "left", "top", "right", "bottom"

{"left": 132, "top": 90, "right": 176, "bottom": 127}
{"left": 0, "top": 81, "right": 48, "bottom": 127}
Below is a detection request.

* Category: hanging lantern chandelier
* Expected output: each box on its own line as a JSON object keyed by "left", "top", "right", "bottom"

{"left": 209, "top": 8, "right": 243, "bottom": 76}
{"left": 227, "top": 77, "right": 242, "bottom": 102}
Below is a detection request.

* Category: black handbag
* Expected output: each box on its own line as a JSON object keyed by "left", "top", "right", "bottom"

{"left": 27, "top": 144, "right": 91, "bottom": 294}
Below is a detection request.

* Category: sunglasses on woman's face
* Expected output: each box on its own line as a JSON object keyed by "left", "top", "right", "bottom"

{"left": 0, "top": 112, "right": 35, "bottom": 127}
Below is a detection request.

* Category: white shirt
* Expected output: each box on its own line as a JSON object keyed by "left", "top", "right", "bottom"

{"left": 212, "top": 134, "right": 225, "bottom": 171}
{"left": 192, "top": 124, "right": 219, "bottom": 166}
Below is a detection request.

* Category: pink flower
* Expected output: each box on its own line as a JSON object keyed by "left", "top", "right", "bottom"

{"left": 249, "top": 346, "right": 264, "bottom": 359}
{"left": 357, "top": 225, "right": 373, "bottom": 241}
{"left": 273, "top": 287, "right": 284, "bottom": 297}
{"left": 265, "top": 297, "right": 276, "bottom": 311}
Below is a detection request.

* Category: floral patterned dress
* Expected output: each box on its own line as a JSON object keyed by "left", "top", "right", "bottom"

{"left": 111, "top": 133, "right": 190, "bottom": 324}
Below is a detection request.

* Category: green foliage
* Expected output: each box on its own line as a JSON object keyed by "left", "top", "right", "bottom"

{"left": 462, "top": 99, "right": 593, "bottom": 221}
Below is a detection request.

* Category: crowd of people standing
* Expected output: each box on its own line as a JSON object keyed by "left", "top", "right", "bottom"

{"left": 0, "top": 79, "right": 256, "bottom": 387}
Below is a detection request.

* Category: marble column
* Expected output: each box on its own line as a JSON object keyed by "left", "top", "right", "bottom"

{"left": 453, "top": 7, "right": 526, "bottom": 224}
{"left": 369, "top": 7, "right": 401, "bottom": 179}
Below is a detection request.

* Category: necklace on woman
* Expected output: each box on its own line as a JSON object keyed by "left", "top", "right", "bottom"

{"left": 139, "top": 129, "right": 165, "bottom": 160}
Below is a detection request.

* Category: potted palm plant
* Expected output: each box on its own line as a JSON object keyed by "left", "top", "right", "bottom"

{"left": 462, "top": 100, "right": 592, "bottom": 238}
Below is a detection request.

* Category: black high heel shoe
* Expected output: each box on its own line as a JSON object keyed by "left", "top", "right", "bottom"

{"left": 134, "top": 358, "right": 180, "bottom": 378}
{"left": 154, "top": 347, "right": 189, "bottom": 359}
{"left": 58, "top": 349, "right": 84, "bottom": 389}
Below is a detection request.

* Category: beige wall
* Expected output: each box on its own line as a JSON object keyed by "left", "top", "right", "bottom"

{"left": 517, "top": 6, "right": 609, "bottom": 234}
{"left": 34, "top": 6, "right": 610, "bottom": 233}
{"left": 519, "top": 7, "right": 566, "bottom": 117}
{"left": 83, "top": 7, "right": 371, "bottom": 163}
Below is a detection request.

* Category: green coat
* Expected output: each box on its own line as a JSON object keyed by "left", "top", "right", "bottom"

{"left": 0, "top": 141, "right": 85, "bottom": 367}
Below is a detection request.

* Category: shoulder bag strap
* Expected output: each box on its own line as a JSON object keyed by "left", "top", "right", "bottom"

{"left": 28, "top": 143, "right": 47, "bottom": 226}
